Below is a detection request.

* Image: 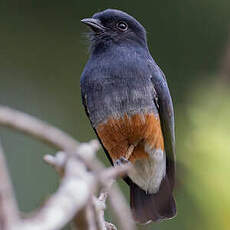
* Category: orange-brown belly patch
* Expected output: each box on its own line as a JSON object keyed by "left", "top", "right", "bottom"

{"left": 96, "top": 113, "right": 164, "bottom": 163}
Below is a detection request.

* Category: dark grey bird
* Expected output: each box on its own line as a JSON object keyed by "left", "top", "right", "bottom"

{"left": 80, "top": 9, "right": 176, "bottom": 224}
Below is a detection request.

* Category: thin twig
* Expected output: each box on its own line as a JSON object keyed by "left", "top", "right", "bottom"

{"left": 96, "top": 165, "right": 136, "bottom": 230}
{"left": 92, "top": 196, "right": 106, "bottom": 230}
{"left": 100, "top": 164, "right": 131, "bottom": 181}
{"left": 108, "top": 184, "right": 136, "bottom": 230}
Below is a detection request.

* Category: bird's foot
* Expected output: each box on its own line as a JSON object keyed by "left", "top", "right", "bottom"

{"left": 114, "top": 156, "right": 131, "bottom": 167}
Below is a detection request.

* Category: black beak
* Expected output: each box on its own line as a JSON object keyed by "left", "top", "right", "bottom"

{"left": 81, "top": 18, "right": 105, "bottom": 32}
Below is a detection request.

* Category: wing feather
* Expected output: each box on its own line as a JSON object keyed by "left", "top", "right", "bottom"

{"left": 149, "top": 64, "right": 176, "bottom": 188}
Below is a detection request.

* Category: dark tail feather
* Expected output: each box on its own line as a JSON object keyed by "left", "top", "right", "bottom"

{"left": 130, "top": 174, "right": 176, "bottom": 224}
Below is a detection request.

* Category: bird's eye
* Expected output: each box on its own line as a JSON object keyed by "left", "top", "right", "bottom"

{"left": 117, "top": 21, "right": 128, "bottom": 31}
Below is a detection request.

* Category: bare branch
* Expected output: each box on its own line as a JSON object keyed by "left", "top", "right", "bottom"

{"left": 43, "top": 148, "right": 133, "bottom": 230}
{"left": 100, "top": 164, "right": 131, "bottom": 182}
{"left": 0, "top": 141, "right": 19, "bottom": 230}
{"left": 92, "top": 197, "right": 106, "bottom": 230}
{"left": 20, "top": 158, "right": 94, "bottom": 230}
{"left": 0, "top": 105, "right": 136, "bottom": 230}
{"left": 94, "top": 167, "right": 136, "bottom": 230}
{"left": 0, "top": 105, "right": 103, "bottom": 171}
{"left": 0, "top": 106, "right": 78, "bottom": 152}
{"left": 108, "top": 184, "right": 136, "bottom": 230}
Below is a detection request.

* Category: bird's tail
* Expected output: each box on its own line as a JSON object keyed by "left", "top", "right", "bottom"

{"left": 130, "top": 174, "right": 176, "bottom": 224}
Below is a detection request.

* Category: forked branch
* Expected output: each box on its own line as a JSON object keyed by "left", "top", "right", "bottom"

{"left": 0, "top": 105, "right": 136, "bottom": 230}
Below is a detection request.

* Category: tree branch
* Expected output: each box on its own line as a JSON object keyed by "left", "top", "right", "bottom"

{"left": 20, "top": 157, "right": 94, "bottom": 230}
{"left": 0, "top": 106, "right": 78, "bottom": 152}
{"left": 0, "top": 105, "right": 136, "bottom": 230}
{"left": 0, "top": 141, "right": 19, "bottom": 230}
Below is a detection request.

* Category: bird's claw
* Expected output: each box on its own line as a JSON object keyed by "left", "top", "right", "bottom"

{"left": 114, "top": 156, "right": 130, "bottom": 167}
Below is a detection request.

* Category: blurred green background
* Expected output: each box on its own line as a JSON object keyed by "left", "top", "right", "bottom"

{"left": 0, "top": 1, "right": 230, "bottom": 229}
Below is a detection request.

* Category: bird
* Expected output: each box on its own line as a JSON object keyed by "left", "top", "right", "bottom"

{"left": 80, "top": 9, "right": 176, "bottom": 224}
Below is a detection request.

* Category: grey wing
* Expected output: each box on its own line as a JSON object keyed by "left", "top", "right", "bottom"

{"left": 150, "top": 65, "right": 176, "bottom": 188}
{"left": 81, "top": 90, "right": 115, "bottom": 167}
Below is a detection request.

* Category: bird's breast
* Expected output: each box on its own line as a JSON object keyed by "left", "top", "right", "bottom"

{"left": 85, "top": 76, "right": 158, "bottom": 128}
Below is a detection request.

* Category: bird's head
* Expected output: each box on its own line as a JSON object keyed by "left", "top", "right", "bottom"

{"left": 81, "top": 9, "right": 147, "bottom": 51}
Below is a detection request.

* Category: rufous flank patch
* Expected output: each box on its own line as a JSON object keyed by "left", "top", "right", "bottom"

{"left": 96, "top": 113, "right": 164, "bottom": 163}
